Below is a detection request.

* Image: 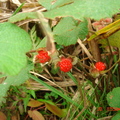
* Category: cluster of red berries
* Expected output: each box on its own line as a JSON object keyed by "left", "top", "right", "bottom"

{"left": 35, "top": 49, "right": 73, "bottom": 72}
{"left": 34, "top": 49, "right": 106, "bottom": 74}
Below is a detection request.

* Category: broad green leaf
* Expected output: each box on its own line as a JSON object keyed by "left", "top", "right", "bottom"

{"left": 51, "top": 0, "right": 74, "bottom": 9}
{"left": 107, "top": 87, "right": 120, "bottom": 108}
{"left": 53, "top": 17, "right": 88, "bottom": 46}
{"left": 112, "top": 112, "right": 120, "bottom": 120}
{"left": 0, "top": 63, "right": 33, "bottom": 106}
{"left": 5, "top": 63, "right": 33, "bottom": 86}
{"left": 0, "top": 22, "right": 32, "bottom": 75}
{"left": 43, "top": 0, "right": 120, "bottom": 20}
{"left": 28, "top": 110, "right": 45, "bottom": 120}
{"left": 8, "top": 12, "right": 38, "bottom": 23}
{"left": 38, "top": 0, "right": 54, "bottom": 10}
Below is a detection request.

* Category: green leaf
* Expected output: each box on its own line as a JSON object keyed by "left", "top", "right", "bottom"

{"left": 99, "top": 31, "right": 120, "bottom": 48}
{"left": 107, "top": 31, "right": 120, "bottom": 47}
{"left": 0, "top": 63, "right": 33, "bottom": 106}
{"left": 43, "top": 0, "right": 120, "bottom": 20}
{"left": 5, "top": 63, "right": 33, "bottom": 86}
{"left": 36, "top": 37, "right": 47, "bottom": 49}
{"left": 107, "top": 87, "right": 120, "bottom": 108}
{"left": 53, "top": 17, "right": 88, "bottom": 46}
{"left": 0, "top": 22, "right": 32, "bottom": 75}
{"left": 38, "top": 0, "right": 54, "bottom": 10}
{"left": 8, "top": 12, "right": 38, "bottom": 23}
{"left": 12, "top": 2, "right": 25, "bottom": 16}
{"left": 112, "top": 112, "right": 120, "bottom": 120}
{"left": 38, "top": 0, "right": 73, "bottom": 10}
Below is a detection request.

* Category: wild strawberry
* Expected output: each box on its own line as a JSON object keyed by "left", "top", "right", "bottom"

{"left": 36, "top": 50, "right": 51, "bottom": 63}
{"left": 58, "top": 57, "right": 72, "bottom": 72}
{"left": 95, "top": 62, "right": 106, "bottom": 71}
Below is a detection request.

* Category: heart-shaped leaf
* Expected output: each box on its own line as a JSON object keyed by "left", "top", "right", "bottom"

{"left": 0, "top": 22, "right": 32, "bottom": 76}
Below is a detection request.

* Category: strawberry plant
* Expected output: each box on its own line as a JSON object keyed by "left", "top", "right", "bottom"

{"left": 0, "top": 0, "right": 120, "bottom": 119}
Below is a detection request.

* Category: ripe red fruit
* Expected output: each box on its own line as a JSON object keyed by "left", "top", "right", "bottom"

{"left": 36, "top": 50, "right": 51, "bottom": 63}
{"left": 95, "top": 62, "right": 106, "bottom": 71}
{"left": 58, "top": 58, "right": 72, "bottom": 72}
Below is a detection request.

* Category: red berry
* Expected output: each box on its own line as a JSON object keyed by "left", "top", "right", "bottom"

{"left": 58, "top": 58, "right": 72, "bottom": 72}
{"left": 36, "top": 50, "right": 50, "bottom": 63}
{"left": 95, "top": 62, "right": 106, "bottom": 71}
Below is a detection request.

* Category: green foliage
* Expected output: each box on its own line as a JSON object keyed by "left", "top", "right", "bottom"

{"left": 29, "top": 74, "right": 81, "bottom": 107}
{"left": 36, "top": 37, "right": 47, "bottom": 49}
{"left": 38, "top": 0, "right": 74, "bottom": 10}
{"left": 53, "top": 17, "right": 88, "bottom": 46}
{"left": 0, "top": 22, "right": 32, "bottom": 76}
{"left": 112, "top": 112, "right": 120, "bottom": 120}
{"left": 100, "top": 31, "right": 120, "bottom": 48}
{"left": 12, "top": 2, "right": 25, "bottom": 16}
{"left": 0, "top": 63, "right": 33, "bottom": 105}
{"left": 107, "top": 87, "right": 120, "bottom": 108}
{"left": 43, "top": 0, "right": 120, "bottom": 20}
{"left": 30, "top": 25, "right": 41, "bottom": 49}
{"left": 8, "top": 12, "right": 38, "bottom": 23}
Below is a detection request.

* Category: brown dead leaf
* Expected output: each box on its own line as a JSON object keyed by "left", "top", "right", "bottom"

{"left": 0, "top": 111, "right": 7, "bottom": 120}
{"left": 11, "top": 115, "right": 17, "bottom": 120}
{"left": 28, "top": 110, "right": 45, "bottom": 120}
{"left": 45, "top": 103, "right": 66, "bottom": 117}
{"left": 28, "top": 99, "right": 44, "bottom": 107}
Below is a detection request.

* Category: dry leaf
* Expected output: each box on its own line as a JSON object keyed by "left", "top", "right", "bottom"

{"left": 0, "top": 111, "right": 7, "bottom": 120}
{"left": 28, "top": 99, "right": 44, "bottom": 107}
{"left": 28, "top": 110, "right": 45, "bottom": 120}
{"left": 45, "top": 103, "right": 66, "bottom": 117}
